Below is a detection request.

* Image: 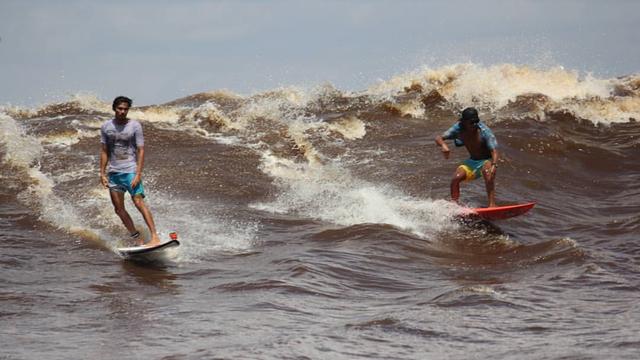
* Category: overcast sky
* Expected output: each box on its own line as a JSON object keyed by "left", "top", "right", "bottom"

{"left": 1, "top": 0, "right": 638, "bottom": 106}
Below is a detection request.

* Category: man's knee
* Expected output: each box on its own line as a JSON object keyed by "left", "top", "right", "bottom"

{"left": 483, "top": 169, "right": 495, "bottom": 181}
{"left": 452, "top": 172, "right": 466, "bottom": 184}
{"left": 132, "top": 196, "right": 145, "bottom": 208}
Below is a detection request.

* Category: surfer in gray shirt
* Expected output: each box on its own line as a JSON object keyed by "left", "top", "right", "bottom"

{"left": 100, "top": 96, "right": 161, "bottom": 246}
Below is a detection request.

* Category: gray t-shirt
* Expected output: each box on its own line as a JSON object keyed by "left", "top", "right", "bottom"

{"left": 100, "top": 118, "right": 144, "bottom": 174}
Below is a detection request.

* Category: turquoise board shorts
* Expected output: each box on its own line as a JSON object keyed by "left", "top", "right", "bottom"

{"left": 458, "top": 158, "right": 490, "bottom": 181}
{"left": 108, "top": 172, "right": 145, "bottom": 197}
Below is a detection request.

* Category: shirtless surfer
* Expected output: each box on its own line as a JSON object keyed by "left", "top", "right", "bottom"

{"left": 435, "top": 107, "right": 499, "bottom": 207}
{"left": 100, "top": 96, "right": 161, "bottom": 246}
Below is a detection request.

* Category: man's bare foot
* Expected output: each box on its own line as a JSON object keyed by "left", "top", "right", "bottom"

{"left": 146, "top": 236, "right": 161, "bottom": 247}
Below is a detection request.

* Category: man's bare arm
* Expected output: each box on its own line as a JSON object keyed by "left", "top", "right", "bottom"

{"left": 435, "top": 135, "right": 450, "bottom": 159}
{"left": 100, "top": 144, "right": 109, "bottom": 187}
{"left": 131, "top": 146, "right": 145, "bottom": 188}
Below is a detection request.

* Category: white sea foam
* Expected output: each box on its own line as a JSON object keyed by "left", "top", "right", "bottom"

{"left": 558, "top": 96, "right": 640, "bottom": 125}
{"left": 252, "top": 150, "right": 458, "bottom": 237}
{"left": 129, "top": 106, "right": 182, "bottom": 124}
{"left": 68, "top": 93, "right": 112, "bottom": 113}
{"left": 0, "top": 114, "right": 105, "bottom": 238}
{"left": 369, "top": 63, "right": 612, "bottom": 105}
{"left": 183, "top": 102, "right": 242, "bottom": 130}
{"left": 367, "top": 63, "right": 639, "bottom": 124}
{"left": 146, "top": 195, "right": 258, "bottom": 262}
{"left": 0, "top": 113, "right": 43, "bottom": 166}
{"left": 208, "top": 91, "right": 460, "bottom": 237}
{"left": 327, "top": 116, "right": 367, "bottom": 140}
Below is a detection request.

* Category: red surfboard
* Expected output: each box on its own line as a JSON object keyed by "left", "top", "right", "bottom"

{"left": 460, "top": 202, "right": 536, "bottom": 221}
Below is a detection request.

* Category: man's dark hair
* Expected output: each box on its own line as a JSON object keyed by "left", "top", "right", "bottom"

{"left": 459, "top": 107, "right": 480, "bottom": 124}
{"left": 112, "top": 96, "right": 133, "bottom": 110}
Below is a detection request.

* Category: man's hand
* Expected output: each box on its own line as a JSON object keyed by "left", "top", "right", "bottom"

{"left": 441, "top": 144, "right": 450, "bottom": 159}
{"left": 100, "top": 174, "right": 108, "bottom": 188}
{"left": 131, "top": 174, "right": 142, "bottom": 189}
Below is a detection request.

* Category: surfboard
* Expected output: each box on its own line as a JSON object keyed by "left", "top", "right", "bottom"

{"left": 117, "top": 239, "right": 180, "bottom": 256}
{"left": 460, "top": 202, "right": 536, "bottom": 221}
{"left": 117, "top": 232, "right": 180, "bottom": 260}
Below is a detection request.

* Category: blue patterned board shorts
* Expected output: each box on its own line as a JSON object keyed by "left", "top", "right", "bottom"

{"left": 108, "top": 172, "right": 145, "bottom": 197}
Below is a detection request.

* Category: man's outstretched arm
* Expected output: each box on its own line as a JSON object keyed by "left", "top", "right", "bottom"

{"left": 435, "top": 135, "right": 451, "bottom": 159}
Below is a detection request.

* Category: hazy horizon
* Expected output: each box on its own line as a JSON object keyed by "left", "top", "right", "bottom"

{"left": 1, "top": 0, "right": 638, "bottom": 106}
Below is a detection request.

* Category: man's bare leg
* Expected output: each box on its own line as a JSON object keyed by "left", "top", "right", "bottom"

{"left": 482, "top": 162, "right": 497, "bottom": 207}
{"left": 450, "top": 168, "right": 467, "bottom": 204}
{"left": 132, "top": 195, "right": 161, "bottom": 246}
{"left": 110, "top": 191, "right": 138, "bottom": 237}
